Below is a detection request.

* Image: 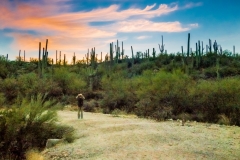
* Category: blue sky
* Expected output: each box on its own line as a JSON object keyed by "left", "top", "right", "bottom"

{"left": 0, "top": 0, "right": 240, "bottom": 62}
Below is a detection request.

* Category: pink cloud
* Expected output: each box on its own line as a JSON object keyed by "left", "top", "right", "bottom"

{"left": 0, "top": 0, "right": 200, "bottom": 61}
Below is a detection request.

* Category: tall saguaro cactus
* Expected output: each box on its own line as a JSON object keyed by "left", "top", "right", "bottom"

{"left": 45, "top": 39, "right": 48, "bottom": 52}
{"left": 73, "top": 52, "right": 76, "bottom": 65}
{"left": 209, "top": 39, "right": 212, "bottom": 53}
{"left": 152, "top": 48, "right": 156, "bottom": 59}
{"left": 121, "top": 41, "right": 124, "bottom": 60}
{"left": 233, "top": 45, "right": 235, "bottom": 55}
{"left": 56, "top": 50, "right": 58, "bottom": 65}
{"left": 42, "top": 48, "right": 45, "bottom": 76}
{"left": 24, "top": 50, "right": 25, "bottom": 62}
{"left": 159, "top": 35, "right": 165, "bottom": 54}
{"left": 64, "top": 54, "right": 66, "bottom": 66}
{"left": 195, "top": 43, "right": 199, "bottom": 68}
{"left": 201, "top": 41, "right": 204, "bottom": 55}
{"left": 38, "top": 42, "right": 41, "bottom": 78}
{"left": 187, "top": 33, "right": 190, "bottom": 58}
{"left": 116, "top": 40, "right": 119, "bottom": 63}
{"left": 85, "top": 49, "right": 89, "bottom": 65}
{"left": 131, "top": 46, "right": 134, "bottom": 66}
{"left": 19, "top": 50, "right": 21, "bottom": 62}
{"left": 110, "top": 43, "right": 114, "bottom": 66}
{"left": 90, "top": 47, "right": 97, "bottom": 68}
{"left": 59, "top": 51, "right": 61, "bottom": 65}
{"left": 213, "top": 40, "right": 218, "bottom": 54}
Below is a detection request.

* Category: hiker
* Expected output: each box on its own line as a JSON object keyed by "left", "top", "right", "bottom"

{"left": 76, "top": 93, "right": 85, "bottom": 119}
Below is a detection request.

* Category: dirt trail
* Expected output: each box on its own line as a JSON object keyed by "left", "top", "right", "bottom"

{"left": 43, "top": 110, "right": 240, "bottom": 160}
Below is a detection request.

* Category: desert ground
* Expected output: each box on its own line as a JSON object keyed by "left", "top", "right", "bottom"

{"left": 42, "top": 110, "right": 240, "bottom": 160}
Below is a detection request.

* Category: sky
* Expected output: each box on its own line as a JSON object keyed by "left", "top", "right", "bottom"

{"left": 0, "top": 0, "right": 240, "bottom": 63}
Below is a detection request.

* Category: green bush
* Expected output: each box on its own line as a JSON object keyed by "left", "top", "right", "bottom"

{"left": 0, "top": 77, "right": 19, "bottom": 104}
{"left": 134, "top": 70, "right": 192, "bottom": 120}
{"left": 189, "top": 78, "right": 240, "bottom": 125}
{"left": 53, "top": 68, "right": 86, "bottom": 95}
{"left": 100, "top": 72, "right": 137, "bottom": 113}
{"left": 0, "top": 94, "right": 75, "bottom": 159}
{"left": 0, "top": 92, "right": 5, "bottom": 107}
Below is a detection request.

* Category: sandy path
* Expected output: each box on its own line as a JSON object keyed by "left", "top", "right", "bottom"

{"left": 43, "top": 110, "right": 240, "bottom": 160}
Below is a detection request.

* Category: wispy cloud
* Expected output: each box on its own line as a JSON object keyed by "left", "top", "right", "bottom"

{"left": 136, "top": 36, "right": 151, "bottom": 40}
{"left": 183, "top": 2, "right": 203, "bottom": 9}
{"left": 189, "top": 23, "right": 199, "bottom": 28}
{"left": 0, "top": 0, "right": 200, "bottom": 60}
{"left": 103, "top": 20, "right": 195, "bottom": 32}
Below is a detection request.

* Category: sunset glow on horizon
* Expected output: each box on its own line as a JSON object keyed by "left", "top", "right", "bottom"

{"left": 1, "top": 0, "right": 240, "bottom": 63}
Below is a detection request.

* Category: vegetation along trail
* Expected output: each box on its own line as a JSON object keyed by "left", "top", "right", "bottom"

{"left": 43, "top": 110, "right": 240, "bottom": 160}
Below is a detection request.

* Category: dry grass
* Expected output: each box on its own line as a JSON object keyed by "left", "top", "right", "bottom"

{"left": 26, "top": 150, "right": 44, "bottom": 160}
{"left": 42, "top": 110, "right": 240, "bottom": 160}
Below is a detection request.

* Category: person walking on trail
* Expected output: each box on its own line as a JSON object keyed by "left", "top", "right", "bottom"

{"left": 76, "top": 93, "right": 85, "bottom": 119}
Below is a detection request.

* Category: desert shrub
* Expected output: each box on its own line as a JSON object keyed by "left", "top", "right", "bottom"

{"left": 189, "top": 78, "right": 240, "bottom": 125}
{"left": 18, "top": 72, "right": 39, "bottom": 96}
{"left": 53, "top": 68, "right": 86, "bottom": 95}
{"left": 83, "top": 99, "right": 99, "bottom": 112}
{"left": 203, "top": 67, "right": 218, "bottom": 78}
{"left": 100, "top": 72, "right": 138, "bottom": 113}
{"left": 111, "top": 108, "right": 123, "bottom": 117}
{"left": 0, "top": 94, "right": 75, "bottom": 159}
{"left": 0, "top": 77, "right": 19, "bottom": 104}
{"left": 17, "top": 73, "right": 63, "bottom": 99}
{"left": 130, "top": 61, "right": 156, "bottom": 75}
{"left": 155, "top": 53, "right": 174, "bottom": 67}
{"left": 0, "top": 92, "right": 5, "bottom": 107}
{"left": 218, "top": 114, "right": 230, "bottom": 125}
{"left": 134, "top": 70, "right": 192, "bottom": 120}
{"left": 219, "top": 66, "right": 239, "bottom": 77}
{"left": 0, "top": 64, "right": 8, "bottom": 79}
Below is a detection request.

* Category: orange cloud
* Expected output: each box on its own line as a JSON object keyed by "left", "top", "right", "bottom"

{"left": 0, "top": 0, "right": 200, "bottom": 61}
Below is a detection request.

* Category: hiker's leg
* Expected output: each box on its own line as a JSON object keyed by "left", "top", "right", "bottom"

{"left": 78, "top": 107, "right": 80, "bottom": 119}
{"left": 80, "top": 107, "right": 83, "bottom": 119}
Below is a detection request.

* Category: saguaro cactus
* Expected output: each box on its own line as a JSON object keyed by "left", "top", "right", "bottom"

{"left": 195, "top": 43, "right": 199, "bottom": 68}
{"left": 131, "top": 46, "right": 134, "bottom": 66}
{"left": 187, "top": 33, "right": 190, "bottom": 58}
{"left": 64, "top": 54, "right": 66, "bottom": 66}
{"left": 181, "top": 46, "right": 185, "bottom": 66}
{"left": 152, "top": 48, "right": 156, "bottom": 59}
{"left": 218, "top": 45, "right": 222, "bottom": 55}
{"left": 201, "top": 41, "right": 204, "bottom": 55}
{"left": 121, "top": 41, "right": 124, "bottom": 60}
{"left": 110, "top": 43, "right": 114, "bottom": 66}
{"left": 233, "top": 45, "right": 235, "bottom": 55}
{"left": 59, "top": 51, "right": 61, "bottom": 65}
{"left": 90, "top": 47, "right": 96, "bottom": 68}
{"left": 209, "top": 39, "right": 212, "bottom": 53}
{"left": 24, "top": 50, "right": 25, "bottom": 62}
{"left": 73, "top": 52, "right": 76, "bottom": 65}
{"left": 19, "top": 50, "right": 21, "bottom": 62}
{"left": 38, "top": 42, "right": 41, "bottom": 78}
{"left": 42, "top": 48, "right": 45, "bottom": 76}
{"left": 213, "top": 40, "right": 218, "bottom": 54}
{"left": 85, "top": 49, "right": 89, "bottom": 65}
{"left": 56, "top": 50, "right": 58, "bottom": 65}
{"left": 159, "top": 35, "right": 165, "bottom": 54}
{"left": 45, "top": 39, "right": 48, "bottom": 56}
